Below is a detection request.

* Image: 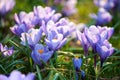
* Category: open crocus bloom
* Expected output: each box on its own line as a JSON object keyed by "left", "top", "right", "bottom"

{"left": 56, "top": 18, "right": 75, "bottom": 38}
{"left": 0, "top": 43, "right": 14, "bottom": 56}
{"left": 10, "top": 12, "right": 36, "bottom": 36}
{"left": 20, "top": 27, "right": 42, "bottom": 49}
{"left": 31, "top": 44, "right": 53, "bottom": 65}
{"left": 0, "top": 70, "right": 35, "bottom": 80}
{"left": 96, "top": 40, "right": 114, "bottom": 66}
{"left": 98, "top": 26, "right": 114, "bottom": 40}
{"left": 45, "top": 29, "right": 67, "bottom": 50}
{"left": 42, "top": 18, "right": 75, "bottom": 38}
{"left": 33, "top": 6, "right": 61, "bottom": 25}
{"left": 84, "top": 25, "right": 114, "bottom": 52}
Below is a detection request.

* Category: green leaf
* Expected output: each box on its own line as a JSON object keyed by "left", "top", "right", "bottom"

{"left": 36, "top": 65, "right": 42, "bottom": 80}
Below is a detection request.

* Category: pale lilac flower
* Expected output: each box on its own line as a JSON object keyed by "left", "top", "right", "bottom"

{"left": 41, "top": 20, "right": 56, "bottom": 35}
{"left": 0, "top": 0, "right": 15, "bottom": 15}
{"left": 33, "top": 6, "right": 61, "bottom": 25}
{"left": 76, "top": 30, "right": 90, "bottom": 56}
{"left": 42, "top": 18, "right": 75, "bottom": 38}
{"left": 31, "top": 44, "right": 53, "bottom": 65}
{"left": 62, "top": 0, "right": 77, "bottom": 16}
{"left": 84, "top": 25, "right": 100, "bottom": 52}
{"left": 10, "top": 12, "right": 36, "bottom": 36}
{"left": 94, "top": 0, "right": 115, "bottom": 10}
{"left": 20, "top": 27, "right": 43, "bottom": 49}
{"left": 85, "top": 25, "right": 114, "bottom": 52}
{"left": 55, "top": 18, "right": 75, "bottom": 38}
{"left": 0, "top": 43, "right": 14, "bottom": 56}
{"left": 45, "top": 29, "right": 67, "bottom": 50}
{"left": 90, "top": 8, "right": 112, "bottom": 25}
{"left": 0, "top": 70, "right": 35, "bottom": 80}
{"left": 96, "top": 40, "right": 114, "bottom": 67}
{"left": 97, "top": 26, "right": 114, "bottom": 40}
{"left": 83, "top": 25, "right": 114, "bottom": 67}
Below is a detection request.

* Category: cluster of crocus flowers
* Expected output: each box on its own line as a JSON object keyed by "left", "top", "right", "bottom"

{"left": 90, "top": 0, "right": 117, "bottom": 25}
{"left": 0, "top": 43, "right": 14, "bottom": 56}
{"left": 94, "top": 0, "right": 115, "bottom": 10}
{"left": 73, "top": 58, "right": 85, "bottom": 80}
{"left": 10, "top": 6, "right": 61, "bottom": 36}
{"left": 90, "top": 8, "right": 112, "bottom": 26}
{"left": 0, "top": 70, "right": 35, "bottom": 80}
{"left": 77, "top": 25, "right": 114, "bottom": 67}
{"left": 11, "top": 5, "right": 75, "bottom": 66}
{"left": 0, "top": 0, "right": 15, "bottom": 15}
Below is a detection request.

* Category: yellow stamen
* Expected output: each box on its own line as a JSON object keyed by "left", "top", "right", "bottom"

{"left": 38, "top": 50, "right": 44, "bottom": 54}
{"left": 30, "top": 33, "right": 32, "bottom": 36}
{"left": 75, "top": 56, "right": 79, "bottom": 60}
{"left": 76, "top": 40, "right": 81, "bottom": 45}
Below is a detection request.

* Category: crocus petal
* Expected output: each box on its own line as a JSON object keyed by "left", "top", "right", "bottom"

{"left": 9, "top": 70, "right": 25, "bottom": 80}
{"left": 24, "top": 73, "right": 35, "bottom": 80}
{"left": 73, "top": 58, "right": 82, "bottom": 71}
{"left": 0, "top": 75, "right": 9, "bottom": 80}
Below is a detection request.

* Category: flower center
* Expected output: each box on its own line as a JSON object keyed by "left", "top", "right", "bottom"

{"left": 75, "top": 56, "right": 79, "bottom": 60}
{"left": 38, "top": 49, "right": 44, "bottom": 54}
{"left": 29, "top": 33, "right": 32, "bottom": 36}
{"left": 52, "top": 38, "right": 58, "bottom": 42}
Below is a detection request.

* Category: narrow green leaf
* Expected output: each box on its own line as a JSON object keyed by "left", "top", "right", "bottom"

{"left": 53, "top": 73, "right": 59, "bottom": 80}
{"left": 36, "top": 65, "right": 42, "bottom": 80}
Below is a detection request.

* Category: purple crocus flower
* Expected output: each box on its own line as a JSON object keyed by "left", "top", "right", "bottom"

{"left": 0, "top": 70, "right": 35, "bottom": 80}
{"left": 85, "top": 25, "right": 114, "bottom": 52}
{"left": 45, "top": 29, "right": 67, "bottom": 51}
{"left": 90, "top": 8, "right": 112, "bottom": 25}
{"left": 42, "top": 18, "right": 75, "bottom": 38}
{"left": 84, "top": 25, "right": 100, "bottom": 52}
{"left": 96, "top": 40, "right": 114, "bottom": 67}
{"left": 73, "top": 58, "right": 85, "bottom": 80}
{"left": 10, "top": 12, "right": 36, "bottom": 36}
{"left": 97, "top": 26, "right": 114, "bottom": 40}
{"left": 0, "top": 43, "right": 14, "bottom": 56}
{"left": 73, "top": 58, "right": 82, "bottom": 71}
{"left": 83, "top": 25, "right": 114, "bottom": 67}
{"left": 76, "top": 30, "right": 90, "bottom": 57}
{"left": 31, "top": 44, "right": 53, "bottom": 65}
{"left": 0, "top": 0, "right": 15, "bottom": 15}
{"left": 62, "top": 0, "right": 77, "bottom": 16}
{"left": 20, "top": 27, "right": 43, "bottom": 49}
{"left": 94, "top": 0, "right": 115, "bottom": 10}
{"left": 33, "top": 6, "right": 61, "bottom": 25}
{"left": 56, "top": 18, "right": 75, "bottom": 38}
